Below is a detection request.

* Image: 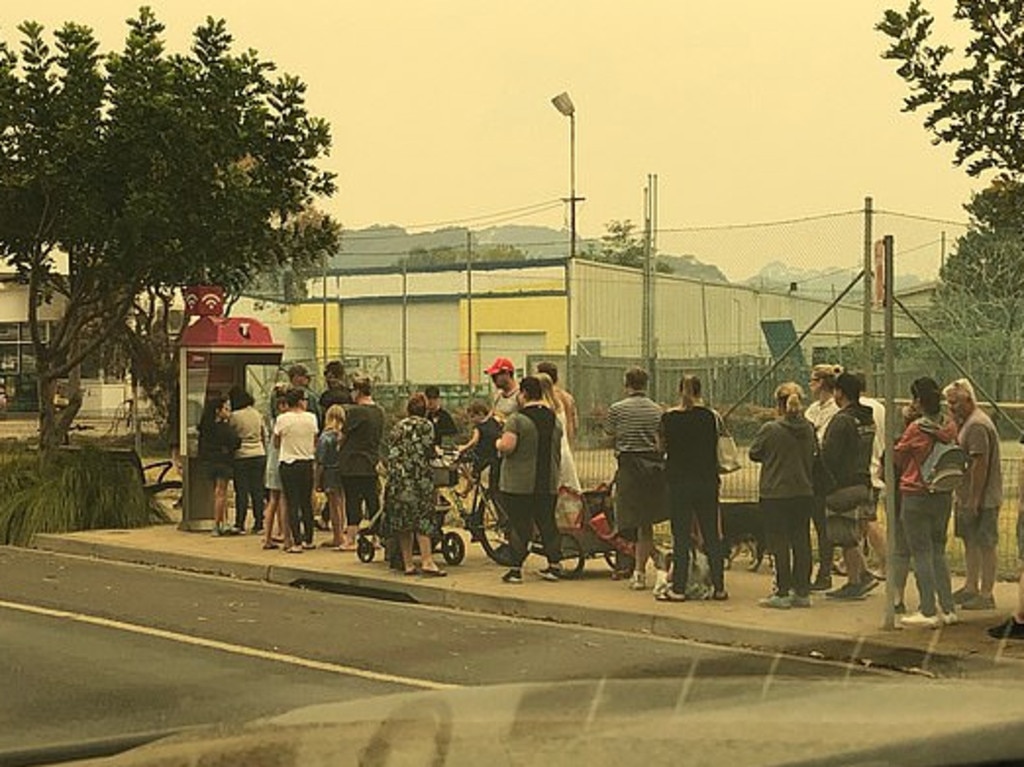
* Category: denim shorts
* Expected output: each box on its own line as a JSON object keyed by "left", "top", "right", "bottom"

{"left": 955, "top": 506, "right": 999, "bottom": 549}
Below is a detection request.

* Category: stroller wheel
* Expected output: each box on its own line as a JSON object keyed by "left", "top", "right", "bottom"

{"left": 356, "top": 536, "right": 375, "bottom": 563}
{"left": 442, "top": 531, "right": 466, "bottom": 566}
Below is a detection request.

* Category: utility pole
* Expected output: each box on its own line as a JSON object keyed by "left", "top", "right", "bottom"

{"left": 401, "top": 260, "right": 408, "bottom": 387}
{"left": 862, "top": 196, "right": 874, "bottom": 381}
{"left": 466, "top": 231, "right": 474, "bottom": 389}
{"left": 641, "top": 178, "right": 654, "bottom": 392}
{"left": 881, "top": 234, "right": 897, "bottom": 631}
{"left": 940, "top": 230, "right": 947, "bottom": 272}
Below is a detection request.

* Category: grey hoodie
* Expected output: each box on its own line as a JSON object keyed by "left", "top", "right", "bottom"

{"left": 749, "top": 415, "right": 816, "bottom": 499}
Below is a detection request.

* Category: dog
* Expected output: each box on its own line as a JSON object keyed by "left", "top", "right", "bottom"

{"left": 719, "top": 501, "right": 767, "bottom": 572}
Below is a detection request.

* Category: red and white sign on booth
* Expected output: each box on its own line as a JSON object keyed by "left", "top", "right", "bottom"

{"left": 183, "top": 285, "right": 225, "bottom": 317}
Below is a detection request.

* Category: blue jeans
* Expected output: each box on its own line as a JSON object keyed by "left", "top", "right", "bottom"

{"left": 667, "top": 485, "right": 724, "bottom": 594}
{"left": 901, "top": 492, "right": 954, "bottom": 616}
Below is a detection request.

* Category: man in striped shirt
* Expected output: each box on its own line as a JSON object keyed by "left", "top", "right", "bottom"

{"left": 605, "top": 367, "right": 666, "bottom": 589}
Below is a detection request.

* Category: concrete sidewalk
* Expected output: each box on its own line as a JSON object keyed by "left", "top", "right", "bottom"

{"left": 30, "top": 524, "right": 1024, "bottom": 678}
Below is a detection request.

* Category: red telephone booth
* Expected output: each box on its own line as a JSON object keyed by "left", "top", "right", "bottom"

{"left": 177, "top": 312, "right": 283, "bottom": 531}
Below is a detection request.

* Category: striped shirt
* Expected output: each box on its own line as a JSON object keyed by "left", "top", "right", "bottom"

{"left": 605, "top": 393, "right": 662, "bottom": 455}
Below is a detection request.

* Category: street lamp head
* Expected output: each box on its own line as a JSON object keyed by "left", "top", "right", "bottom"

{"left": 551, "top": 91, "right": 575, "bottom": 117}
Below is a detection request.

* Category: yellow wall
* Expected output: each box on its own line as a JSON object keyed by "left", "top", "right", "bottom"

{"left": 460, "top": 295, "right": 567, "bottom": 352}
{"left": 289, "top": 303, "right": 341, "bottom": 364}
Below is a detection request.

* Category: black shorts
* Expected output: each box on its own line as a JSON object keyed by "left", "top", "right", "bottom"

{"left": 205, "top": 462, "right": 233, "bottom": 481}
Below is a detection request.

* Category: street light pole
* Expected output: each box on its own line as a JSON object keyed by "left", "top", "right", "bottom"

{"left": 552, "top": 91, "right": 579, "bottom": 388}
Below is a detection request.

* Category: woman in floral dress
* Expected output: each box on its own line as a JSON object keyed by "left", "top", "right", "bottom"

{"left": 384, "top": 393, "right": 447, "bottom": 576}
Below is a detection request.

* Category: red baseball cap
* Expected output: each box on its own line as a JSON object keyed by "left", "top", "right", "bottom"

{"left": 484, "top": 356, "right": 515, "bottom": 375}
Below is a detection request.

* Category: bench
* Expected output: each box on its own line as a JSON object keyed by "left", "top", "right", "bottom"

{"left": 58, "top": 446, "right": 183, "bottom": 498}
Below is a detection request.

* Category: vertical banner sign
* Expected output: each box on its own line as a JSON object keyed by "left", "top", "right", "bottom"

{"left": 873, "top": 239, "right": 886, "bottom": 307}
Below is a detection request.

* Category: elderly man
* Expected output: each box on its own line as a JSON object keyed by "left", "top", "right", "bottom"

{"left": 946, "top": 379, "right": 1002, "bottom": 611}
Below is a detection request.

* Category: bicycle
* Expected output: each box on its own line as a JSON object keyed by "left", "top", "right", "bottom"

{"left": 433, "top": 450, "right": 513, "bottom": 566}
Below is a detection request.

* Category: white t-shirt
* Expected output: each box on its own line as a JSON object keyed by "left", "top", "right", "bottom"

{"left": 273, "top": 410, "right": 318, "bottom": 464}
{"left": 805, "top": 398, "right": 839, "bottom": 444}
{"left": 861, "top": 396, "right": 886, "bottom": 489}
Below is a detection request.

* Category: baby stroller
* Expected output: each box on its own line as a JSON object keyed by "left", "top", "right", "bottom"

{"left": 355, "top": 451, "right": 467, "bottom": 568}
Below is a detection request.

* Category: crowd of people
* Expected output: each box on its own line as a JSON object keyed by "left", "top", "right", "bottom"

{"left": 195, "top": 356, "right": 1024, "bottom": 640}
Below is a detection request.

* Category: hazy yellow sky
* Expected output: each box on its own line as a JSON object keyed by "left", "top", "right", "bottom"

{"left": 4, "top": 1, "right": 977, "bottom": 279}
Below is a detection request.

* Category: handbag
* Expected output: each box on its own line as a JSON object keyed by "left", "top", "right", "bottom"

{"left": 554, "top": 486, "right": 585, "bottom": 532}
{"left": 825, "top": 483, "right": 871, "bottom": 513}
{"left": 712, "top": 410, "right": 741, "bottom": 474}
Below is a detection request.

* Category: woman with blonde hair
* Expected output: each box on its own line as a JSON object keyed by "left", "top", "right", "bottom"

{"left": 749, "top": 382, "right": 817, "bottom": 608}
{"left": 806, "top": 363, "right": 842, "bottom": 591}
{"left": 316, "top": 404, "right": 349, "bottom": 549}
{"left": 537, "top": 371, "right": 580, "bottom": 492}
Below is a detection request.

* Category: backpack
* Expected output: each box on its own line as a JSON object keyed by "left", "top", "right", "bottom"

{"left": 921, "top": 439, "right": 968, "bottom": 493}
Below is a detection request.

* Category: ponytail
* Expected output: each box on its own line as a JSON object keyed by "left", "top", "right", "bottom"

{"left": 774, "top": 382, "right": 804, "bottom": 416}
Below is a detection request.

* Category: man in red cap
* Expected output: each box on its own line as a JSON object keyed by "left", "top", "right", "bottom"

{"left": 485, "top": 357, "right": 520, "bottom": 422}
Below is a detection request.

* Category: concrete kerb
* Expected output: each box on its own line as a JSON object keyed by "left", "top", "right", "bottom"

{"left": 31, "top": 534, "right": 273, "bottom": 583}
{"left": 29, "top": 531, "right": 993, "bottom": 676}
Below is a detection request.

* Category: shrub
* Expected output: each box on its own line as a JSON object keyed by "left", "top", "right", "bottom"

{"left": 0, "top": 446, "right": 169, "bottom": 546}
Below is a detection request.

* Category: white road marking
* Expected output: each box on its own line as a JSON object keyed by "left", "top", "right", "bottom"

{"left": 0, "top": 598, "right": 457, "bottom": 692}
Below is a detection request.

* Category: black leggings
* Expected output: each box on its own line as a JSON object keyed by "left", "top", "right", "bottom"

{"left": 342, "top": 475, "right": 379, "bottom": 526}
{"left": 280, "top": 460, "right": 314, "bottom": 545}
{"left": 503, "top": 492, "right": 560, "bottom": 569}
{"left": 761, "top": 496, "right": 813, "bottom": 598}
{"left": 667, "top": 487, "right": 725, "bottom": 594}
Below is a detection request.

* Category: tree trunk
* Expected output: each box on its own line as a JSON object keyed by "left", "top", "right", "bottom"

{"left": 37, "top": 365, "right": 84, "bottom": 452}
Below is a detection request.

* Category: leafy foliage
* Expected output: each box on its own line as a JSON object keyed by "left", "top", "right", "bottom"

{"left": 0, "top": 9, "right": 338, "bottom": 448}
{"left": 0, "top": 446, "right": 169, "bottom": 546}
{"left": 400, "top": 243, "right": 527, "bottom": 269}
{"left": 584, "top": 219, "right": 674, "bottom": 273}
{"left": 877, "top": 1, "right": 1024, "bottom": 179}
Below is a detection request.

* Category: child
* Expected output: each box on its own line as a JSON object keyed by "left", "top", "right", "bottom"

{"left": 316, "top": 404, "right": 350, "bottom": 550}
{"left": 457, "top": 400, "right": 502, "bottom": 477}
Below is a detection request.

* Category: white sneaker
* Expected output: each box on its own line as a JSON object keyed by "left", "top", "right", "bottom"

{"left": 899, "top": 612, "right": 941, "bottom": 629}
{"left": 941, "top": 610, "right": 960, "bottom": 626}
{"left": 652, "top": 571, "right": 670, "bottom": 598}
{"left": 629, "top": 572, "right": 647, "bottom": 591}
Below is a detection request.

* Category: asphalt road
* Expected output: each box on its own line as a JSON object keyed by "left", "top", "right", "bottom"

{"left": 0, "top": 548, "right": 892, "bottom": 758}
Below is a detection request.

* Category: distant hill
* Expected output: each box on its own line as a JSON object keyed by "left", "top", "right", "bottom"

{"left": 742, "top": 260, "right": 923, "bottom": 300}
{"left": 332, "top": 223, "right": 728, "bottom": 281}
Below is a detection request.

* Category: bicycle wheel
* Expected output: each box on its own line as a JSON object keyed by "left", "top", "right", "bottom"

{"left": 475, "top": 490, "right": 513, "bottom": 567}
{"left": 559, "top": 533, "right": 586, "bottom": 577}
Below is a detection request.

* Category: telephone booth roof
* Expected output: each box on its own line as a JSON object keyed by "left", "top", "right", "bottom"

{"left": 179, "top": 315, "right": 283, "bottom": 361}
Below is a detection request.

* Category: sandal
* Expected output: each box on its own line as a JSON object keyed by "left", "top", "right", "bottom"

{"left": 420, "top": 568, "right": 448, "bottom": 578}
{"left": 712, "top": 590, "right": 730, "bottom": 601}
{"left": 403, "top": 568, "right": 419, "bottom": 577}
{"left": 262, "top": 542, "right": 280, "bottom": 550}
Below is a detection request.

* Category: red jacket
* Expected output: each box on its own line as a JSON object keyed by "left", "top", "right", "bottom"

{"left": 894, "top": 417, "right": 959, "bottom": 495}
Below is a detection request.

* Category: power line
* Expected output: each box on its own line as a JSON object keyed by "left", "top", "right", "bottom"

{"left": 874, "top": 210, "right": 970, "bottom": 227}
{"left": 340, "top": 199, "right": 565, "bottom": 239}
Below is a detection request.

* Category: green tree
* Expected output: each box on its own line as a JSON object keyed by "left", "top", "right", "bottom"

{"left": 932, "top": 228, "right": 1024, "bottom": 400}
{"left": 597, "top": 219, "right": 645, "bottom": 269}
{"left": 877, "top": 1, "right": 1024, "bottom": 180}
{"left": 879, "top": 3, "right": 1024, "bottom": 399}
{"left": 400, "top": 243, "right": 527, "bottom": 268}
{"left": 0, "top": 9, "right": 337, "bottom": 449}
